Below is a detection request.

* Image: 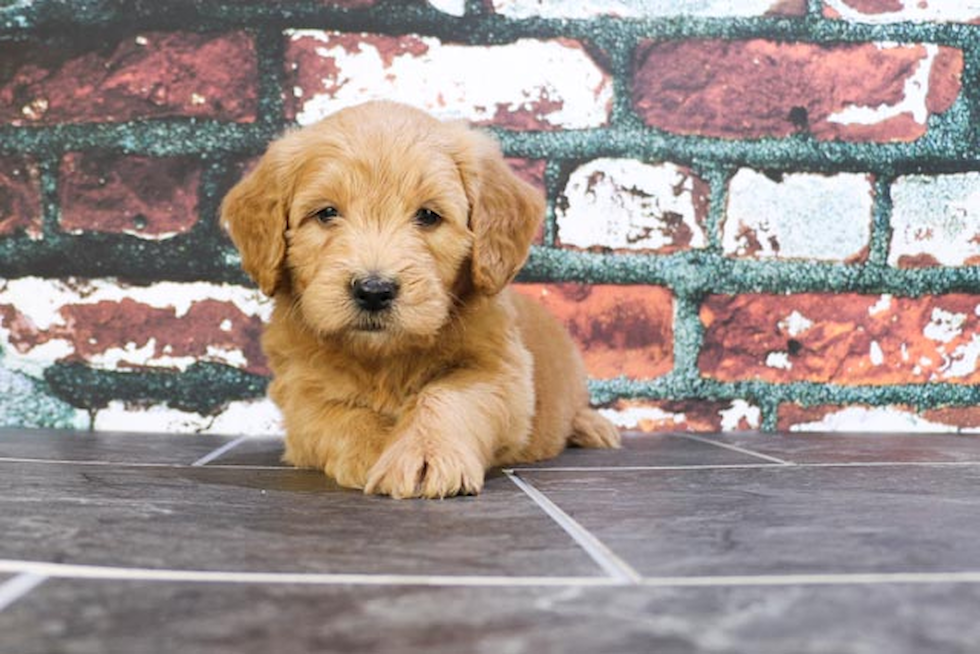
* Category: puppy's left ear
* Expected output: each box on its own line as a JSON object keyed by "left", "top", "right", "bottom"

{"left": 451, "top": 128, "right": 544, "bottom": 296}
{"left": 219, "top": 141, "right": 290, "bottom": 296}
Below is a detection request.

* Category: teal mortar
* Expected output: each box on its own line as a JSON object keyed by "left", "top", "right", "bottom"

{"left": 2, "top": 0, "right": 980, "bottom": 429}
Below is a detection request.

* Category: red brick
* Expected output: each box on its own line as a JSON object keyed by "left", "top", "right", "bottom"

{"left": 0, "top": 32, "right": 257, "bottom": 125}
{"left": 0, "top": 157, "right": 41, "bottom": 239}
{"left": 603, "top": 398, "right": 761, "bottom": 432}
{"left": 0, "top": 297, "right": 267, "bottom": 375}
{"left": 59, "top": 153, "right": 201, "bottom": 239}
{"left": 632, "top": 39, "right": 963, "bottom": 142}
{"left": 700, "top": 293, "right": 980, "bottom": 384}
{"left": 506, "top": 158, "right": 546, "bottom": 193}
{"left": 513, "top": 284, "right": 673, "bottom": 379}
{"left": 506, "top": 158, "right": 546, "bottom": 243}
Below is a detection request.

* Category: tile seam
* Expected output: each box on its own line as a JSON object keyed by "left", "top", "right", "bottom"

{"left": 5, "top": 560, "right": 980, "bottom": 589}
{"left": 671, "top": 433, "right": 796, "bottom": 465}
{"left": 504, "top": 470, "right": 643, "bottom": 584}
{"left": 190, "top": 435, "right": 252, "bottom": 466}
{"left": 0, "top": 572, "right": 47, "bottom": 613}
{"left": 0, "top": 560, "right": 617, "bottom": 588}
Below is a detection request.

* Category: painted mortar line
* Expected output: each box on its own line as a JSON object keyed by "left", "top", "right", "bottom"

{"left": 760, "top": 397, "right": 781, "bottom": 433}
{"left": 671, "top": 433, "right": 796, "bottom": 465}
{"left": 670, "top": 293, "right": 706, "bottom": 379}
{"left": 503, "top": 470, "right": 642, "bottom": 584}
{"left": 541, "top": 159, "right": 563, "bottom": 248}
{"left": 702, "top": 166, "right": 732, "bottom": 254}
{"left": 191, "top": 435, "right": 252, "bottom": 466}
{"left": 640, "top": 570, "right": 980, "bottom": 588}
{"left": 1, "top": 3, "right": 974, "bottom": 46}
{"left": 0, "top": 572, "right": 47, "bottom": 613}
{"left": 0, "top": 561, "right": 620, "bottom": 589}
{"left": 868, "top": 173, "right": 895, "bottom": 268}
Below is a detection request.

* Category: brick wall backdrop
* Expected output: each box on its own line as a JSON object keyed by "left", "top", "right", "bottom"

{"left": 3, "top": 0, "right": 980, "bottom": 435}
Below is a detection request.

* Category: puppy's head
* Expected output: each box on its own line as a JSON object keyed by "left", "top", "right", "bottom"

{"left": 220, "top": 101, "right": 543, "bottom": 352}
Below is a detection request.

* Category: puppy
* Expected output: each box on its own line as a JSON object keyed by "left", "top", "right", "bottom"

{"left": 220, "top": 101, "right": 620, "bottom": 498}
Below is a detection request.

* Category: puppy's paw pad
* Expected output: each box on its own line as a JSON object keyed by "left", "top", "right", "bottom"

{"left": 365, "top": 441, "right": 484, "bottom": 499}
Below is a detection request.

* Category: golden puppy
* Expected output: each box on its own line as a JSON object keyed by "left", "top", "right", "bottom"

{"left": 220, "top": 101, "right": 620, "bottom": 498}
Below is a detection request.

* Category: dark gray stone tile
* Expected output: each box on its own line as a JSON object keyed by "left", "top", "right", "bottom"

{"left": 518, "top": 432, "right": 773, "bottom": 469}
{"left": 521, "top": 465, "right": 980, "bottom": 577}
{"left": 0, "top": 427, "right": 240, "bottom": 466}
{"left": 208, "top": 436, "right": 286, "bottom": 467}
{"left": 4, "top": 579, "right": 979, "bottom": 654}
{"left": 706, "top": 431, "right": 980, "bottom": 464}
{"left": 212, "top": 432, "right": 771, "bottom": 470}
{"left": 0, "top": 462, "right": 599, "bottom": 577}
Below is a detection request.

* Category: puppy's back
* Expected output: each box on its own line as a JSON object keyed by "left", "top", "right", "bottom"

{"left": 508, "top": 290, "right": 592, "bottom": 461}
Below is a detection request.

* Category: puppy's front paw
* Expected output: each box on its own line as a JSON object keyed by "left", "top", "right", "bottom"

{"left": 364, "top": 437, "right": 485, "bottom": 499}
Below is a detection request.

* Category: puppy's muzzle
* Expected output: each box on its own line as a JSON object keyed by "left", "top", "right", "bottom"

{"left": 351, "top": 274, "right": 399, "bottom": 313}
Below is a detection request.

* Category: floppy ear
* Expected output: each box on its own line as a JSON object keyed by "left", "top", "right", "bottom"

{"left": 219, "top": 145, "right": 289, "bottom": 296}
{"left": 452, "top": 128, "right": 545, "bottom": 296}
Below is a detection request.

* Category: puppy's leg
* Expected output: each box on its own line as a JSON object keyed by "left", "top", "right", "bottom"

{"left": 364, "top": 371, "right": 528, "bottom": 499}
{"left": 283, "top": 403, "right": 394, "bottom": 490}
{"left": 569, "top": 408, "right": 621, "bottom": 449}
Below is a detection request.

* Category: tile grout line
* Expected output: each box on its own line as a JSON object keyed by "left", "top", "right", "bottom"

{"left": 190, "top": 436, "right": 252, "bottom": 466}
{"left": 6, "top": 559, "right": 980, "bottom": 590}
{"left": 639, "top": 571, "right": 980, "bottom": 588}
{"left": 0, "top": 572, "right": 47, "bottom": 613}
{"left": 504, "top": 470, "right": 642, "bottom": 585}
{"left": 514, "top": 463, "right": 781, "bottom": 472}
{"left": 516, "top": 461, "right": 980, "bottom": 472}
{"left": 671, "top": 433, "right": 796, "bottom": 465}
{"left": 0, "top": 457, "right": 287, "bottom": 471}
{"left": 0, "top": 560, "right": 618, "bottom": 588}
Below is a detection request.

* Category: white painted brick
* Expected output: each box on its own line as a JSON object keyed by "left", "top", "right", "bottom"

{"left": 92, "top": 398, "right": 283, "bottom": 437}
{"left": 599, "top": 399, "right": 761, "bottom": 432}
{"left": 825, "top": 0, "right": 980, "bottom": 24}
{"left": 286, "top": 31, "right": 612, "bottom": 129}
{"left": 557, "top": 159, "right": 707, "bottom": 252}
{"left": 723, "top": 169, "right": 873, "bottom": 262}
{"left": 427, "top": 0, "right": 465, "bottom": 16}
{"left": 787, "top": 405, "right": 977, "bottom": 433}
{"left": 492, "top": 0, "right": 799, "bottom": 18}
{"left": 0, "top": 278, "right": 271, "bottom": 375}
{"left": 889, "top": 172, "right": 980, "bottom": 267}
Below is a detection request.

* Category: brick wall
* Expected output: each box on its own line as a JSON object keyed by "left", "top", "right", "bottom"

{"left": 3, "top": 0, "right": 980, "bottom": 435}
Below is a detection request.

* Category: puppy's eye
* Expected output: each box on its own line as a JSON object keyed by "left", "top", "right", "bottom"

{"left": 414, "top": 208, "right": 442, "bottom": 228}
{"left": 312, "top": 207, "right": 339, "bottom": 225}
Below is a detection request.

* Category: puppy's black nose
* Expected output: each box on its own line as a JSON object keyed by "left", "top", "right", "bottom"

{"left": 351, "top": 275, "right": 399, "bottom": 312}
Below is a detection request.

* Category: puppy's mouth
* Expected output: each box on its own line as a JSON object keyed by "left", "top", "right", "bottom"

{"left": 352, "top": 314, "right": 390, "bottom": 333}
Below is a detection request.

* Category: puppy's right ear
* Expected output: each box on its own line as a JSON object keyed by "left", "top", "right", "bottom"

{"left": 219, "top": 145, "right": 288, "bottom": 296}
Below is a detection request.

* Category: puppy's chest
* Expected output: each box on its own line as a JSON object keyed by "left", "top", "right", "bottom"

{"left": 314, "top": 357, "right": 454, "bottom": 416}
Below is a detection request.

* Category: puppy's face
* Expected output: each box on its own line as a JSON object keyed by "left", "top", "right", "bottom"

{"left": 221, "top": 102, "right": 543, "bottom": 354}
{"left": 284, "top": 118, "right": 472, "bottom": 347}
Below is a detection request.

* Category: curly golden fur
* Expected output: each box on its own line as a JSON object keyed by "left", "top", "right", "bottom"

{"left": 220, "top": 101, "right": 620, "bottom": 498}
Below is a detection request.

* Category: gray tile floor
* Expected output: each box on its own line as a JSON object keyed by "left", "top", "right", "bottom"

{"left": 2, "top": 428, "right": 980, "bottom": 654}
